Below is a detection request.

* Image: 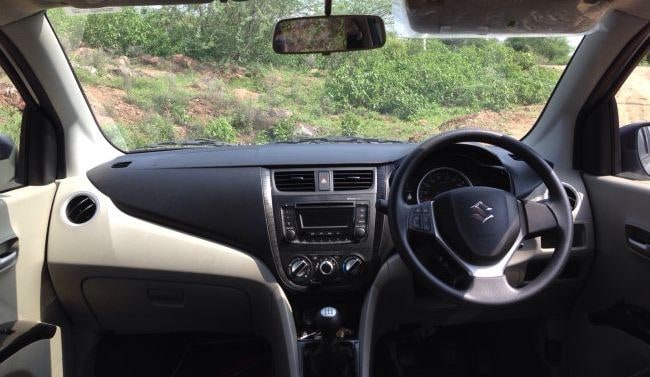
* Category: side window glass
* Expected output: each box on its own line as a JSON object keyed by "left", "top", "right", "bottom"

{"left": 616, "top": 52, "right": 649, "bottom": 127}
{"left": 0, "top": 67, "right": 23, "bottom": 190}
{"left": 617, "top": 52, "right": 650, "bottom": 178}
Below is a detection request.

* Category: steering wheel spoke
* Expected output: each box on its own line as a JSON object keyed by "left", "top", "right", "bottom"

{"left": 407, "top": 201, "right": 436, "bottom": 237}
{"left": 464, "top": 275, "right": 518, "bottom": 303}
{"left": 521, "top": 200, "right": 559, "bottom": 237}
{"left": 438, "top": 230, "right": 523, "bottom": 279}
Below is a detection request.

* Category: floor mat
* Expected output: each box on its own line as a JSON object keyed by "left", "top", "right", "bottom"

{"left": 94, "top": 334, "right": 272, "bottom": 377}
{"left": 374, "top": 321, "right": 548, "bottom": 377}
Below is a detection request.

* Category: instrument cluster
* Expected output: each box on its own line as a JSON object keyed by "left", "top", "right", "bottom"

{"left": 403, "top": 145, "right": 512, "bottom": 204}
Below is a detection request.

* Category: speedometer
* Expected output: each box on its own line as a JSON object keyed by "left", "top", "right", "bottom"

{"left": 417, "top": 167, "right": 472, "bottom": 203}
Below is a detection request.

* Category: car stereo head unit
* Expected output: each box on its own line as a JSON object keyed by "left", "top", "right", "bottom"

{"left": 281, "top": 202, "right": 368, "bottom": 244}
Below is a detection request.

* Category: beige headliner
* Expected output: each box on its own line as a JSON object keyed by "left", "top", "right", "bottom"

{"left": 1, "top": 0, "right": 648, "bottom": 28}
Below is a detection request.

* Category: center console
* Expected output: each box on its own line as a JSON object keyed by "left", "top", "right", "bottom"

{"left": 263, "top": 167, "right": 384, "bottom": 290}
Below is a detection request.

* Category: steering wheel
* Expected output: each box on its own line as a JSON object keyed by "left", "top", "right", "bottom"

{"left": 388, "top": 130, "right": 573, "bottom": 306}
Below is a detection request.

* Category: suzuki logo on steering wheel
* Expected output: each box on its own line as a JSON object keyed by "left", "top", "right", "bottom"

{"left": 470, "top": 201, "right": 494, "bottom": 223}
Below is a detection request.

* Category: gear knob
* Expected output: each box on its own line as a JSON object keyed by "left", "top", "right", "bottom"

{"left": 315, "top": 306, "right": 341, "bottom": 343}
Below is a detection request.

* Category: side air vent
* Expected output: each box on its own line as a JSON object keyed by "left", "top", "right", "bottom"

{"left": 333, "top": 170, "right": 374, "bottom": 191}
{"left": 65, "top": 194, "right": 98, "bottom": 224}
{"left": 562, "top": 183, "right": 580, "bottom": 211}
{"left": 111, "top": 161, "right": 131, "bottom": 168}
{"left": 274, "top": 171, "right": 316, "bottom": 192}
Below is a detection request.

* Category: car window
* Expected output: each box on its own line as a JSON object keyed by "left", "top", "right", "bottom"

{"left": 616, "top": 52, "right": 649, "bottom": 127}
{"left": 47, "top": 4, "right": 578, "bottom": 152}
{"left": 0, "top": 66, "right": 23, "bottom": 190}
{"left": 616, "top": 51, "right": 650, "bottom": 178}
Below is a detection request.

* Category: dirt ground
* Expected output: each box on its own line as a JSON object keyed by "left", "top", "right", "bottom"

{"left": 83, "top": 85, "right": 145, "bottom": 125}
{"left": 443, "top": 65, "right": 649, "bottom": 137}
{"left": 440, "top": 105, "right": 543, "bottom": 139}
{"left": 616, "top": 66, "right": 650, "bottom": 126}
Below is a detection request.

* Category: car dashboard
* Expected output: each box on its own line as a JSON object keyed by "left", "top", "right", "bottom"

{"left": 84, "top": 141, "right": 560, "bottom": 294}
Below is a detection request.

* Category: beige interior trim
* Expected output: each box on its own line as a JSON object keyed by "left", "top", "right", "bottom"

{"left": 0, "top": 183, "right": 63, "bottom": 377}
{"left": 48, "top": 175, "right": 300, "bottom": 377}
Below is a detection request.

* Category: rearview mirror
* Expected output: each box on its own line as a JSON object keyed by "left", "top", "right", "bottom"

{"left": 273, "top": 15, "right": 386, "bottom": 54}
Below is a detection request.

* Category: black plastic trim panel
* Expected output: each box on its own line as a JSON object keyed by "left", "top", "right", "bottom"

{"left": 87, "top": 163, "right": 275, "bottom": 268}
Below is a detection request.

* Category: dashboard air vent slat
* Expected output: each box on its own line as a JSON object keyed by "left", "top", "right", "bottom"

{"left": 563, "top": 184, "right": 578, "bottom": 211}
{"left": 274, "top": 171, "right": 316, "bottom": 192}
{"left": 66, "top": 194, "right": 98, "bottom": 224}
{"left": 333, "top": 170, "right": 374, "bottom": 191}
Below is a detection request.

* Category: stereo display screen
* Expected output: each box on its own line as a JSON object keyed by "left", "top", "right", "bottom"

{"left": 298, "top": 207, "right": 353, "bottom": 229}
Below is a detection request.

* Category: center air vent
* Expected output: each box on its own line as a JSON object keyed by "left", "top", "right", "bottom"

{"left": 274, "top": 171, "right": 316, "bottom": 192}
{"left": 65, "top": 194, "right": 98, "bottom": 224}
{"left": 333, "top": 170, "right": 374, "bottom": 191}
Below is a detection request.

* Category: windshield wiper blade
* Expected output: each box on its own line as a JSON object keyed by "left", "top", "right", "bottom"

{"left": 135, "top": 138, "right": 236, "bottom": 151}
{"left": 277, "top": 136, "right": 403, "bottom": 144}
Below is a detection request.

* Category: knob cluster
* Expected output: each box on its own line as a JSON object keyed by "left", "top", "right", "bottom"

{"left": 286, "top": 255, "right": 365, "bottom": 284}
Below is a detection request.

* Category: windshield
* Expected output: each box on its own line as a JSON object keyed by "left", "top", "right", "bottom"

{"left": 47, "top": 3, "right": 577, "bottom": 151}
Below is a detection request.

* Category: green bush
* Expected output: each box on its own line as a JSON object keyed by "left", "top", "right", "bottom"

{"left": 325, "top": 38, "right": 559, "bottom": 119}
{"left": 267, "top": 117, "right": 295, "bottom": 142}
{"left": 105, "top": 115, "right": 175, "bottom": 150}
{"left": 505, "top": 37, "right": 572, "bottom": 65}
{"left": 204, "top": 117, "right": 236, "bottom": 143}
{"left": 0, "top": 105, "right": 22, "bottom": 146}
{"left": 340, "top": 113, "right": 362, "bottom": 137}
{"left": 124, "top": 75, "right": 192, "bottom": 124}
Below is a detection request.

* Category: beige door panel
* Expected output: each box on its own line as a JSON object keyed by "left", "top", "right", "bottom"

{"left": 568, "top": 175, "right": 650, "bottom": 377}
{"left": 0, "top": 184, "right": 63, "bottom": 377}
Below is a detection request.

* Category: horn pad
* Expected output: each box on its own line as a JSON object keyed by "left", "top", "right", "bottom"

{"left": 433, "top": 187, "right": 520, "bottom": 265}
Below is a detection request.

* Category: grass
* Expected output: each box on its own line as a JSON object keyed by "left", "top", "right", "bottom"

{"left": 0, "top": 104, "right": 22, "bottom": 146}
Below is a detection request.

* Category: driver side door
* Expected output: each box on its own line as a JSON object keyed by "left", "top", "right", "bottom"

{"left": 570, "top": 50, "right": 650, "bottom": 377}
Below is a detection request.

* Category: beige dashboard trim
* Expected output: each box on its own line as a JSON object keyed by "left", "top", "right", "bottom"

{"left": 47, "top": 176, "right": 299, "bottom": 377}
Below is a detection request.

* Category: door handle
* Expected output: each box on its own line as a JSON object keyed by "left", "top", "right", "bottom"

{"left": 0, "top": 237, "right": 17, "bottom": 273}
{"left": 0, "top": 321, "right": 57, "bottom": 364}
{"left": 626, "top": 224, "right": 650, "bottom": 258}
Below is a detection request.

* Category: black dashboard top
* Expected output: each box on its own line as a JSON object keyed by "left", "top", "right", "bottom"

{"left": 122, "top": 143, "right": 416, "bottom": 168}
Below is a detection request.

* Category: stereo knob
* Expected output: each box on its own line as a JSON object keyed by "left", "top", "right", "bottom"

{"left": 287, "top": 257, "right": 312, "bottom": 283}
{"left": 285, "top": 229, "right": 297, "bottom": 241}
{"left": 353, "top": 227, "right": 367, "bottom": 240}
{"left": 319, "top": 258, "right": 337, "bottom": 276}
{"left": 342, "top": 256, "right": 365, "bottom": 278}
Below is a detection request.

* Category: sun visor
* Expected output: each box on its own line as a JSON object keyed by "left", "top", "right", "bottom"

{"left": 393, "top": 0, "right": 612, "bottom": 37}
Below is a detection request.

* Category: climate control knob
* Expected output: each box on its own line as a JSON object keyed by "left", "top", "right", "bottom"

{"left": 342, "top": 256, "right": 365, "bottom": 278}
{"left": 319, "top": 258, "right": 337, "bottom": 276}
{"left": 287, "top": 256, "right": 312, "bottom": 283}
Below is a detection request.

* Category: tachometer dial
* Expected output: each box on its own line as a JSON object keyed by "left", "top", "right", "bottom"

{"left": 417, "top": 167, "right": 472, "bottom": 203}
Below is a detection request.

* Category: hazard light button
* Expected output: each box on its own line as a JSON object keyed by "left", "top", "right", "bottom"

{"left": 318, "top": 171, "right": 330, "bottom": 191}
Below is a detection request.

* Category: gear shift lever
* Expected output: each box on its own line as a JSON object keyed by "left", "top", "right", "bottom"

{"left": 304, "top": 306, "right": 353, "bottom": 377}
{"left": 315, "top": 306, "right": 341, "bottom": 343}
